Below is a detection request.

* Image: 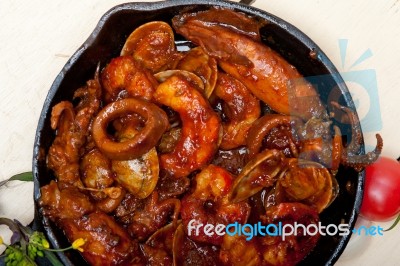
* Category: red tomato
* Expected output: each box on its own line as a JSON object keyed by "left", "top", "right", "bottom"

{"left": 360, "top": 156, "right": 400, "bottom": 221}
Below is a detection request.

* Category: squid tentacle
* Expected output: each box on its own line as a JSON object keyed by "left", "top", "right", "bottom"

{"left": 341, "top": 134, "right": 383, "bottom": 171}
{"left": 330, "top": 102, "right": 383, "bottom": 171}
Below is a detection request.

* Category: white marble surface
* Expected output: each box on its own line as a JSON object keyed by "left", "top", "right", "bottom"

{"left": 0, "top": 0, "right": 399, "bottom": 264}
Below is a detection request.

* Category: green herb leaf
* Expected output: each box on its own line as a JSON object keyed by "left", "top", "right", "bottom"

{"left": 9, "top": 172, "right": 33, "bottom": 182}
{"left": 384, "top": 213, "right": 400, "bottom": 231}
{"left": 0, "top": 172, "right": 33, "bottom": 187}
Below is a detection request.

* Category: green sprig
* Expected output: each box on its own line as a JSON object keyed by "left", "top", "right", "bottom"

{"left": 384, "top": 213, "right": 400, "bottom": 232}
{"left": 0, "top": 172, "right": 33, "bottom": 187}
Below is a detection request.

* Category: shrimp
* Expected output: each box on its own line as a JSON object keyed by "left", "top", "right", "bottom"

{"left": 153, "top": 73, "right": 221, "bottom": 178}
{"left": 101, "top": 56, "right": 158, "bottom": 102}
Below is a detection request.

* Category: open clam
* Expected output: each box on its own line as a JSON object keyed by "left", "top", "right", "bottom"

{"left": 121, "top": 21, "right": 177, "bottom": 73}
{"left": 229, "top": 149, "right": 286, "bottom": 203}
{"left": 276, "top": 159, "right": 339, "bottom": 213}
{"left": 110, "top": 115, "right": 161, "bottom": 199}
{"left": 230, "top": 150, "right": 338, "bottom": 213}
{"left": 174, "top": 46, "right": 218, "bottom": 98}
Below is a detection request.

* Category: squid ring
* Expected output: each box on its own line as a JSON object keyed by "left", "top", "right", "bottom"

{"left": 247, "top": 114, "right": 303, "bottom": 158}
{"left": 214, "top": 72, "right": 260, "bottom": 150}
{"left": 92, "top": 97, "right": 169, "bottom": 160}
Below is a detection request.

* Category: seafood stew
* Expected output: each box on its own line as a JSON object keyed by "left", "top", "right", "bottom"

{"left": 33, "top": 1, "right": 381, "bottom": 265}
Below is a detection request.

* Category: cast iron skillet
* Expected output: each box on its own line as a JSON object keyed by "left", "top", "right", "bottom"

{"left": 33, "top": 0, "right": 364, "bottom": 265}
